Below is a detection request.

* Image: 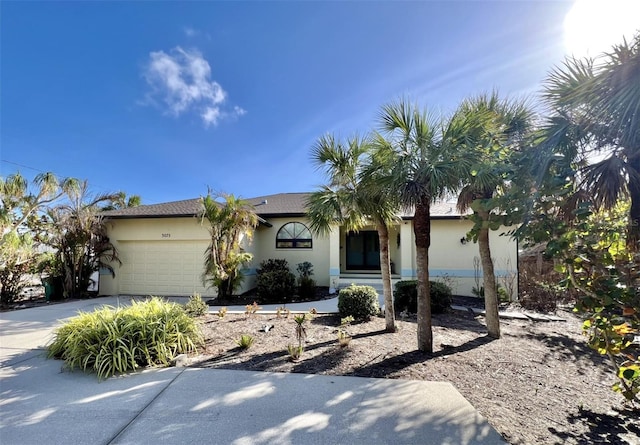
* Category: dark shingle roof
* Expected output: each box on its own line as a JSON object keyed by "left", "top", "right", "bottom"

{"left": 102, "top": 193, "right": 467, "bottom": 219}
{"left": 101, "top": 198, "right": 203, "bottom": 218}
{"left": 245, "top": 193, "right": 309, "bottom": 216}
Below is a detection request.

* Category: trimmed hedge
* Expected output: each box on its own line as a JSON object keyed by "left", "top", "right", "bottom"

{"left": 256, "top": 259, "right": 296, "bottom": 303}
{"left": 338, "top": 285, "right": 380, "bottom": 320}
{"left": 47, "top": 297, "right": 203, "bottom": 379}
{"left": 394, "top": 280, "right": 452, "bottom": 314}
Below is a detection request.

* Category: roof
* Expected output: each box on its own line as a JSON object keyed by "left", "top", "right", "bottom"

{"left": 101, "top": 198, "right": 203, "bottom": 218}
{"left": 102, "top": 192, "right": 467, "bottom": 220}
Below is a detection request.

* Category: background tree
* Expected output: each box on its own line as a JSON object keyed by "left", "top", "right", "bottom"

{"left": 541, "top": 33, "right": 640, "bottom": 249}
{"left": 201, "top": 192, "right": 258, "bottom": 299}
{"left": 0, "top": 172, "right": 78, "bottom": 304}
{"left": 455, "top": 93, "right": 535, "bottom": 338}
{"left": 44, "top": 181, "right": 120, "bottom": 298}
{"left": 306, "top": 134, "right": 399, "bottom": 332}
{"left": 375, "top": 100, "right": 471, "bottom": 352}
{"left": 514, "top": 35, "right": 640, "bottom": 403}
{"left": 101, "top": 191, "right": 142, "bottom": 211}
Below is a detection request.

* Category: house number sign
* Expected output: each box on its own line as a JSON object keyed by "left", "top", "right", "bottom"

{"left": 161, "top": 233, "right": 171, "bottom": 238}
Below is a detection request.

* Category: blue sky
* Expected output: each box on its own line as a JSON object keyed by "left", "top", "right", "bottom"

{"left": 2, "top": 1, "right": 638, "bottom": 205}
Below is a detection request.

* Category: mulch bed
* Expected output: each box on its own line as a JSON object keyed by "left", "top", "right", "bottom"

{"left": 191, "top": 309, "right": 639, "bottom": 445}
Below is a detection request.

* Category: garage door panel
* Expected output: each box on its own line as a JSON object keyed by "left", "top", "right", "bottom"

{"left": 117, "top": 240, "right": 213, "bottom": 296}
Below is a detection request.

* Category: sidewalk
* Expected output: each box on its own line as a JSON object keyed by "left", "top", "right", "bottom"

{"left": 1, "top": 297, "right": 505, "bottom": 445}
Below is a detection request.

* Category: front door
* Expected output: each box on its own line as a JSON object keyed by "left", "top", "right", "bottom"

{"left": 346, "top": 231, "right": 380, "bottom": 270}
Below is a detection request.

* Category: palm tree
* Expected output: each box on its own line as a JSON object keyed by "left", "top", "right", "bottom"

{"left": 101, "top": 191, "right": 142, "bottom": 211}
{"left": 455, "top": 93, "right": 535, "bottom": 339}
{"left": 200, "top": 192, "right": 258, "bottom": 299}
{"left": 541, "top": 34, "right": 640, "bottom": 249}
{"left": 375, "top": 100, "right": 469, "bottom": 352}
{"left": 45, "top": 181, "right": 121, "bottom": 298}
{"left": 1, "top": 172, "right": 77, "bottom": 239}
{"left": 306, "top": 134, "right": 399, "bottom": 332}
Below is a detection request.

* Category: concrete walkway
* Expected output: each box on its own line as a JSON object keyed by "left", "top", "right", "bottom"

{"left": 1, "top": 297, "right": 505, "bottom": 445}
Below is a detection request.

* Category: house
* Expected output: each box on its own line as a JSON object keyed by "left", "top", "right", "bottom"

{"left": 99, "top": 192, "right": 518, "bottom": 298}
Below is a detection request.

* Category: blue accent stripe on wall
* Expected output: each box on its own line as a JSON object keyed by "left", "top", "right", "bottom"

{"left": 398, "top": 269, "right": 512, "bottom": 278}
{"left": 329, "top": 268, "right": 340, "bottom": 275}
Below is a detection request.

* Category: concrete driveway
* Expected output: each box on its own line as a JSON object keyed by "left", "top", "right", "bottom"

{"left": 0, "top": 297, "right": 505, "bottom": 445}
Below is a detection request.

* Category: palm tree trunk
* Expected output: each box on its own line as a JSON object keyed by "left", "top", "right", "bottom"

{"left": 627, "top": 156, "right": 640, "bottom": 252}
{"left": 376, "top": 218, "right": 396, "bottom": 332}
{"left": 478, "top": 211, "right": 500, "bottom": 338}
{"left": 414, "top": 199, "right": 432, "bottom": 353}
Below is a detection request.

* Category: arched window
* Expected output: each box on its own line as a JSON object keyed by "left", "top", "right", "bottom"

{"left": 276, "top": 222, "right": 312, "bottom": 248}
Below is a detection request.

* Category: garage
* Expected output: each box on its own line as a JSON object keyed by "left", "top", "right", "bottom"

{"left": 116, "top": 240, "right": 213, "bottom": 297}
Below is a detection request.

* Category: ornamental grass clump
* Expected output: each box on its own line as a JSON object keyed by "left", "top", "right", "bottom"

{"left": 47, "top": 297, "right": 203, "bottom": 380}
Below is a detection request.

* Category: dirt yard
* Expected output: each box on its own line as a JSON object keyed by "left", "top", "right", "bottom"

{"left": 191, "top": 309, "right": 639, "bottom": 445}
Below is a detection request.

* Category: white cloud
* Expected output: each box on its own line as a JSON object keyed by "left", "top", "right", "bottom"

{"left": 184, "top": 27, "right": 197, "bottom": 37}
{"left": 143, "top": 46, "right": 243, "bottom": 127}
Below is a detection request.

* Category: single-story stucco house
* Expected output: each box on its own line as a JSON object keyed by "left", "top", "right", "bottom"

{"left": 99, "top": 192, "right": 518, "bottom": 298}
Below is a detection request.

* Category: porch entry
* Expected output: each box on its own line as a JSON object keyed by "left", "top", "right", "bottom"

{"left": 346, "top": 231, "right": 380, "bottom": 270}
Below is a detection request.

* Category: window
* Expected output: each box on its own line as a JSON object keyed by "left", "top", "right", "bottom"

{"left": 276, "top": 222, "right": 312, "bottom": 248}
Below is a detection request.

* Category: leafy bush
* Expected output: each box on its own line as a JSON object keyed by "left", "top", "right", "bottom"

{"left": 184, "top": 293, "right": 208, "bottom": 317}
{"left": 296, "top": 262, "right": 316, "bottom": 299}
{"left": 47, "top": 297, "right": 203, "bottom": 379}
{"left": 338, "top": 285, "right": 379, "bottom": 321}
{"left": 393, "top": 280, "right": 452, "bottom": 314}
{"left": 256, "top": 259, "right": 296, "bottom": 303}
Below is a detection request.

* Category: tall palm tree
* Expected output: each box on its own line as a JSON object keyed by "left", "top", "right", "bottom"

{"left": 542, "top": 34, "right": 640, "bottom": 249}
{"left": 201, "top": 192, "right": 258, "bottom": 298}
{"left": 306, "top": 134, "right": 399, "bottom": 332}
{"left": 45, "top": 181, "right": 120, "bottom": 298}
{"left": 455, "top": 93, "right": 535, "bottom": 339}
{"left": 375, "top": 100, "right": 470, "bottom": 352}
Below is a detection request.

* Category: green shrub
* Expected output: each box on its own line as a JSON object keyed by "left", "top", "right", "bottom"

{"left": 338, "top": 285, "right": 379, "bottom": 321}
{"left": 296, "top": 261, "right": 316, "bottom": 299}
{"left": 184, "top": 293, "right": 208, "bottom": 317}
{"left": 47, "top": 297, "right": 203, "bottom": 379}
{"left": 393, "top": 280, "right": 452, "bottom": 314}
{"left": 256, "top": 259, "right": 296, "bottom": 303}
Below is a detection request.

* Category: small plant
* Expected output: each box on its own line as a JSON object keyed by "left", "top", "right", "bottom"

{"left": 293, "top": 313, "right": 311, "bottom": 344}
{"left": 184, "top": 293, "right": 208, "bottom": 317}
{"left": 296, "top": 261, "right": 316, "bottom": 299}
{"left": 217, "top": 307, "right": 228, "bottom": 318}
{"left": 338, "top": 285, "right": 380, "bottom": 321}
{"left": 287, "top": 344, "right": 304, "bottom": 361}
{"left": 337, "top": 329, "right": 351, "bottom": 347}
{"left": 236, "top": 334, "right": 255, "bottom": 350}
{"left": 245, "top": 301, "right": 261, "bottom": 317}
{"left": 285, "top": 312, "right": 312, "bottom": 361}
{"left": 337, "top": 314, "right": 353, "bottom": 347}
{"left": 276, "top": 306, "right": 291, "bottom": 318}
{"left": 340, "top": 315, "right": 355, "bottom": 326}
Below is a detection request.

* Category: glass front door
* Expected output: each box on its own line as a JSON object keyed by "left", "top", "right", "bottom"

{"left": 346, "top": 231, "right": 380, "bottom": 270}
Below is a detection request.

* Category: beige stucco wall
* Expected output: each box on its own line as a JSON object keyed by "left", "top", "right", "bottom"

{"left": 249, "top": 217, "right": 331, "bottom": 288}
{"left": 100, "top": 215, "right": 518, "bottom": 299}
{"left": 399, "top": 218, "right": 518, "bottom": 298}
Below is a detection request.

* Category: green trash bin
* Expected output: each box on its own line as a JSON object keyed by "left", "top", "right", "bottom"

{"left": 43, "top": 277, "right": 64, "bottom": 301}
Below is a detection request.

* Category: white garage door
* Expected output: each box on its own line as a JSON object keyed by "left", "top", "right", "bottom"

{"left": 117, "top": 240, "right": 214, "bottom": 296}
